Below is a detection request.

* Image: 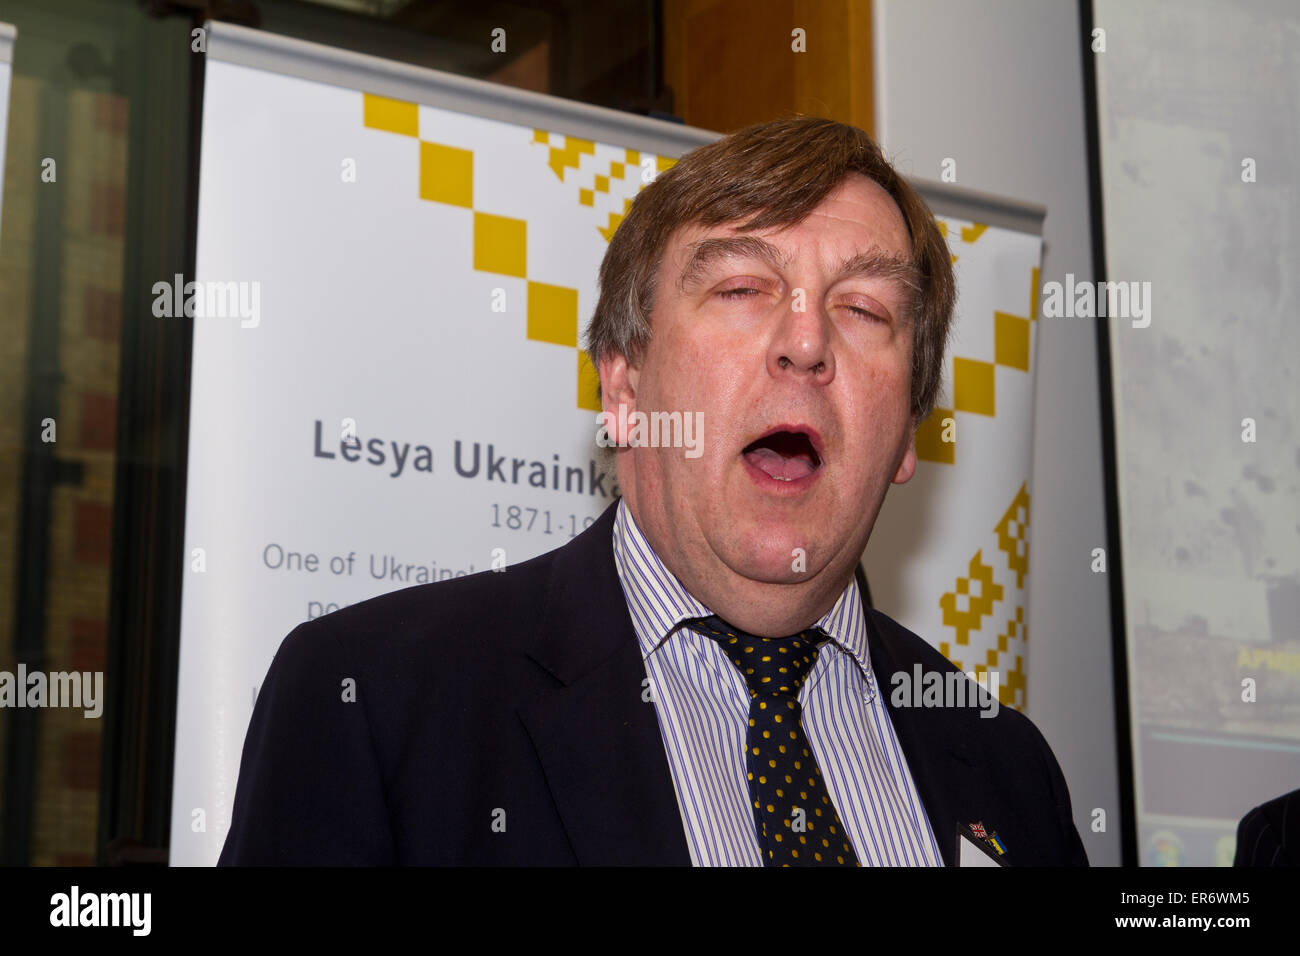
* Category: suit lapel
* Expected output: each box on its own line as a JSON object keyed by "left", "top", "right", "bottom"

{"left": 859, "top": 570, "right": 1003, "bottom": 867}
{"left": 517, "top": 503, "right": 691, "bottom": 866}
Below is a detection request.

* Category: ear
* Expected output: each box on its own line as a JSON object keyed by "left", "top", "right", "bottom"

{"left": 597, "top": 352, "right": 638, "bottom": 445}
{"left": 891, "top": 420, "right": 917, "bottom": 485}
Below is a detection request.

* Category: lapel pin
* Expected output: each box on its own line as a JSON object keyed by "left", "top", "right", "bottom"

{"left": 968, "top": 821, "right": 1007, "bottom": 855}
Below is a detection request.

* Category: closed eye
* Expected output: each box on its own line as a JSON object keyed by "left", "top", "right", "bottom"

{"left": 846, "top": 305, "right": 885, "bottom": 321}
{"left": 718, "top": 289, "right": 886, "bottom": 323}
{"left": 717, "top": 288, "right": 760, "bottom": 300}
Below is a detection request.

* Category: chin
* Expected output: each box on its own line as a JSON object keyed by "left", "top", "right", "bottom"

{"left": 726, "top": 559, "right": 806, "bottom": 586}
{"left": 719, "top": 532, "right": 823, "bottom": 585}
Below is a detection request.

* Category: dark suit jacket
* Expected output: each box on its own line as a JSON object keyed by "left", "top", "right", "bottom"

{"left": 1234, "top": 788, "right": 1299, "bottom": 866}
{"left": 219, "top": 501, "right": 1088, "bottom": 866}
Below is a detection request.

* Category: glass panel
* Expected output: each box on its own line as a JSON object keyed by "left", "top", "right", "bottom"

{"left": 0, "top": 0, "right": 134, "bottom": 867}
{"left": 1094, "top": 0, "right": 1300, "bottom": 866}
{"left": 264, "top": 0, "right": 668, "bottom": 114}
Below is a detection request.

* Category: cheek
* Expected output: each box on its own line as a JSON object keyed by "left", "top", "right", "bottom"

{"left": 842, "top": 364, "right": 913, "bottom": 447}
{"left": 854, "top": 330, "right": 913, "bottom": 395}
{"left": 848, "top": 352, "right": 901, "bottom": 398}
{"left": 650, "top": 328, "right": 738, "bottom": 410}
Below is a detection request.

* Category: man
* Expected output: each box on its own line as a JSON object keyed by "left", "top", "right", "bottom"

{"left": 219, "top": 116, "right": 1088, "bottom": 866}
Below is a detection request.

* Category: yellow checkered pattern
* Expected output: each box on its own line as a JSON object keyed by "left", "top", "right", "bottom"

{"left": 918, "top": 221, "right": 1040, "bottom": 711}
{"left": 532, "top": 129, "right": 675, "bottom": 242}
{"left": 528, "top": 129, "right": 673, "bottom": 406}
{"left": 362, "top": 94, "right": 675, "bottom": 413}
{"left": 915, "top": 222, "right": 1038, "bottom": 465}
{"left": 938, "top": 482, "right": 1032, "bottom": 710}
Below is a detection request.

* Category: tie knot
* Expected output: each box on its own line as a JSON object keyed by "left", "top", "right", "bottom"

{"left": 685, "top": 615, "right": 824, "bottom": 698}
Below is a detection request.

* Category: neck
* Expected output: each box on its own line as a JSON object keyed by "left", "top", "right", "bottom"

{"left": 687, "top": 569, "right": 851, "bottom": 638}
{"left": 621, "top": 498, "right": 856, "bottom": 639}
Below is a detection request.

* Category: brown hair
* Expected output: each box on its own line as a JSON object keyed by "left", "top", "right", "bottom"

{"left": 584, "top": 115, "right": 955, "bottom": 423}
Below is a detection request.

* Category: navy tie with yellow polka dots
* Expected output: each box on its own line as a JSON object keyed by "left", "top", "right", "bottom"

{"left": 685, "top": 615, "right": 859, "bottom": 867}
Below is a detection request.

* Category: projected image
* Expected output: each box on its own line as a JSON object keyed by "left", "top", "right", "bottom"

{"left": 1095, "top": 0, "right": 1300, "bottom": 866}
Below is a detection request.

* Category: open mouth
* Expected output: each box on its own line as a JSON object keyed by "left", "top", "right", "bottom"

{"left": 741, "top": 428, "right": 823, "bottom": 482}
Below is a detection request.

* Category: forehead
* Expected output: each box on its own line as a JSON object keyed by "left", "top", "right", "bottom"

{"left": 664, "top": 174, "right": 912, "bottom": 270}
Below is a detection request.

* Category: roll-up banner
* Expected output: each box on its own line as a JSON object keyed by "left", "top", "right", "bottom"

{"left": 172, "top": 22, "right": 714, "bottom": 866}
{"left": 174, "top": 22, "right": 1045, "bottom": 864}
{"left": 864, "top": 201, "right": 1045, "bottom": 715}
{"left": 0, "top": 23, "right": 15, "bottom": 243}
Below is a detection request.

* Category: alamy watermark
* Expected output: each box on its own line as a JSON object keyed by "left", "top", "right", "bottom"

{"left": 1041, "top": 273, "right": 1151, "bottom": 328}
{"left": 50, "top": 886, "right": 150, "bottom": 936}
{"left": 596, "top": 405, "right": 704, "bottom": 459}
{"left": 889, "top": 664, "right": 1000, "bottom": 718}
{"left": 152, "top": 273, "right": 261, "bottom": 328}
{"left": 0, "top": 666, "right": 103, "bottom": 718}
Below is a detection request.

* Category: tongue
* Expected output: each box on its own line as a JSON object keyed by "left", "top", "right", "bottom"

{"left": 744, "top": 446, "right": 816, "bottom": 481}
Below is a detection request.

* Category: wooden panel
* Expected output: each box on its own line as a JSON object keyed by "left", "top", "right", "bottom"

{"left": 486, "top": 39, "right": 550, "bottom": 95}
{"left": 664, "top": 0, "right": 873, "bottom": 134}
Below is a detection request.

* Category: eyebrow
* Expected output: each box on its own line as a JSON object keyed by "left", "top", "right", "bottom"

{"left": 676, "top": 235, "right": 922, "bottom": 314}
{"left": 834, "top": 249, "right": 922, "bottom": 298}
{"left": 677, "top": 236, "right": 791, "bottom": 293}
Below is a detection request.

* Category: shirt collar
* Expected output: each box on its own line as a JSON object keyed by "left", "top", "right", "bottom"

{"left": 611, "top": 498, "right": 875, "bottom": 680}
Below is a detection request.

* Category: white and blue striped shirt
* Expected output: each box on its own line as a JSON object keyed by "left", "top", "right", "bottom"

{"left": 611, "top": 498, "right": 943, "bottom": 866}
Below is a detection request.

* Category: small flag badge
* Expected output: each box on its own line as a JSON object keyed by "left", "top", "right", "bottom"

{"left": 969, "top": 822, "right": 988, "bottom": 839}
{"left": 987, "top": 833, "right": 1007, "bottom": 855}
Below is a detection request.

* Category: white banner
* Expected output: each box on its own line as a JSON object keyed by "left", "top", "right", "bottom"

{"left": 864, "top": 217, "right": 1043, "bottom": 712}
{"left": 173, "top": 22, "right": 1047, "bottom": 866}
{"left": 171, "top": 25, "right": 710, "bottom": 865}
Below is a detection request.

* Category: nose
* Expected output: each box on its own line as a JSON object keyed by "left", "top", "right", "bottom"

{"left": 766, "top": 295, "right": 836, "bottom": 385}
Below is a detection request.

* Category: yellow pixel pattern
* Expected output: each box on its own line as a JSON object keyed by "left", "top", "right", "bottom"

{"left": 362, "top": 94, "right": 675, "bottom": 413}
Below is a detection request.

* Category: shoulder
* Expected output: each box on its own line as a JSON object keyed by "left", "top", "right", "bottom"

{"left": 260, "top": 544, "right": 566, "bottom": 729}
{"left": 866, "top": 606, "right": 1052, "bottom": 752}
{"left": 263, "top": 503, "right": 621, "bottom": 708}
{"left": 292, "top": 545, "right": 556, "bottom": 659}
{"left": 1235, "top": 787, "right": 1300, "bottom": 866}
{"left": 290, "top": 502, "right": 621, "bottom": 667}
{"left": 867, "top": 606, "right": 1089, "bottom": 865}
{"left": 869, "top": 608, "right": 1085, "bottom": 820}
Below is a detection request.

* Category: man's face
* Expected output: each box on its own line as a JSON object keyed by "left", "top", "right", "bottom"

{"left": 600, "top": 173, "right": 919, "bottom": 629}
